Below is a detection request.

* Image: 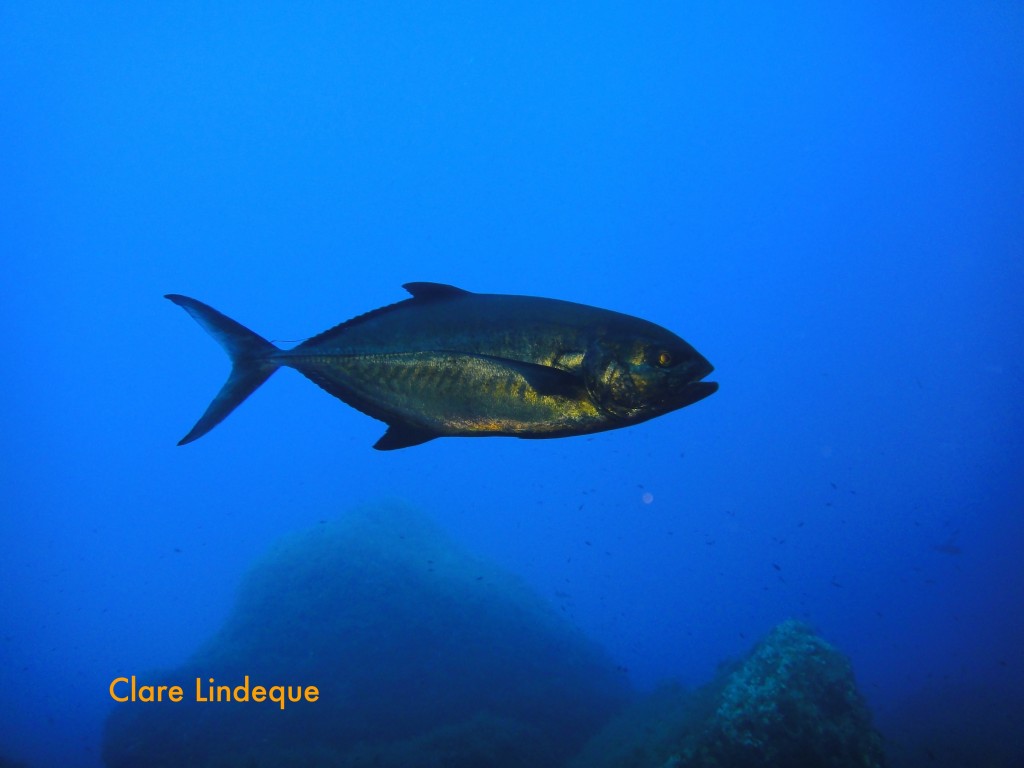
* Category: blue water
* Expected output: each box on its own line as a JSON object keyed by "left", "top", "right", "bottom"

{"left": 2, "top": 3, "right": 1021, "bottom": 766}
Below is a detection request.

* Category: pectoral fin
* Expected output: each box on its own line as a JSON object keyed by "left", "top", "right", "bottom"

{"left": 472, "top": 354, "right": 584, "bottom": 398}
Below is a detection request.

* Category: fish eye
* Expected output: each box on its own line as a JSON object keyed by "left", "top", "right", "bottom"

{"left": 655, "top": 350, "right": 673, "bottom": 367}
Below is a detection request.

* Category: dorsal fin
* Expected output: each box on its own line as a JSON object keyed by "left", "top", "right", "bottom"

{"left": 402, "top": 282, "right": 472, "bottom": 300}
{"left": 293, "top": 283, "right": 472, "bottom": 352}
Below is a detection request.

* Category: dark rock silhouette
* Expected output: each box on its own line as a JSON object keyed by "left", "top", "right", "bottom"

{"left": 102, "top": 503, "right": 629, "bottom": 767}
{"left": 878, "top": 680, "right": 1024, "bottom": 768}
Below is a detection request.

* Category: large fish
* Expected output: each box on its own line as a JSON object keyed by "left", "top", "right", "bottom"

{"left": 167, "top": 283, "right": 717, "bottom": 450}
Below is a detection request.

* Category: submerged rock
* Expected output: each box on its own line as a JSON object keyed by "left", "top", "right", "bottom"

{"left": 687, "top": 619, "right": 885, "bottom": 767}
{"left": 570, "top": 620, "right": 885, "bottom": 768}
{"left": 102, "top": 503, "right": 630, "bottom": 768}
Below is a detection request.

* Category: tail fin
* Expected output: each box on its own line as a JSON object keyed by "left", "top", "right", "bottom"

{"left": 166, "top": 294, "right": 281, "bottom": 445}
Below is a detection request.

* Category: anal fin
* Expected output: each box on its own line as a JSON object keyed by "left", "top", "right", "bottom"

{"left": 374, "top": 423, "right": 439, "bottom": 451}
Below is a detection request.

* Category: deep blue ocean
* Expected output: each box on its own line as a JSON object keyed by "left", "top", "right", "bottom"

{"left": 2, "top": 3, "right": 1022, "bottom": 767}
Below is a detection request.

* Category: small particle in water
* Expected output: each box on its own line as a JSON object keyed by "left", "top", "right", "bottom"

{"left": 641, "top": 491, "right": 654, "bottom": 504}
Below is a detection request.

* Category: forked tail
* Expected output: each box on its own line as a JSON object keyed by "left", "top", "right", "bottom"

{"left": 166, "top": 295, "right": 281, "bottom": 445}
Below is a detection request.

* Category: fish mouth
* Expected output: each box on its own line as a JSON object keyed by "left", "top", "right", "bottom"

{"left": 673, "top": 357, "right": 717, "bottom": 408}
{"left": 679, "top": 379, "right": 718, "bottom": 407}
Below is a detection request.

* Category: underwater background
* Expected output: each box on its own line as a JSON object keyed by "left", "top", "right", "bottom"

{"left": 1, "top": 2, "right": 1022, "bottom": 766}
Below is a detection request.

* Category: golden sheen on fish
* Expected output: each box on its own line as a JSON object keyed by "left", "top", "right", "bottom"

{"left": 166, "top": 283, "right": 717, "bottom": 450}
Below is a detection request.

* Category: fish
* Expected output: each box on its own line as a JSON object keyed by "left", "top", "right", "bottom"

{"left": 931, "top": 534, "right": 963, "bottom": 556}
{"left": 166, "top": 282, "right": 717, "bottom": 450}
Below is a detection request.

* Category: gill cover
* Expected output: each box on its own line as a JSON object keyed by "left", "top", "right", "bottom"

{"left": 583, "top": 337, "right": 649, "bottom": 418}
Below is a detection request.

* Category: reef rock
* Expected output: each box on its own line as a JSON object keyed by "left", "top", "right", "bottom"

{"left": 103, "top": 503, "right": 630, "bottom": 768}
{"left": 570, "top": 619, "right": 885, "bottom": 768}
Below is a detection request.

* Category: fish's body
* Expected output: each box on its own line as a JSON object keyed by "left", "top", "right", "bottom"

{"left": 167, "top": 283, "right": 716, "bottom": 450}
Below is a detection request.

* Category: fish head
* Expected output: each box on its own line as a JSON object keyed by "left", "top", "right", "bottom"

{"left": 584, "top": 330, "right": 717, "bottom": 420}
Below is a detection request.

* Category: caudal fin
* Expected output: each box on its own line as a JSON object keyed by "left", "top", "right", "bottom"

{"left": 166, "top": 294, "right": 280, "bottom": 445}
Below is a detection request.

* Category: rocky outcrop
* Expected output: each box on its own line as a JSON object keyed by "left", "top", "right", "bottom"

{"left": 570, "top": 620, "right": 885, "bottom": 768}
{"left": 102, "top": 503, "right": 630, "bottom": 768}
